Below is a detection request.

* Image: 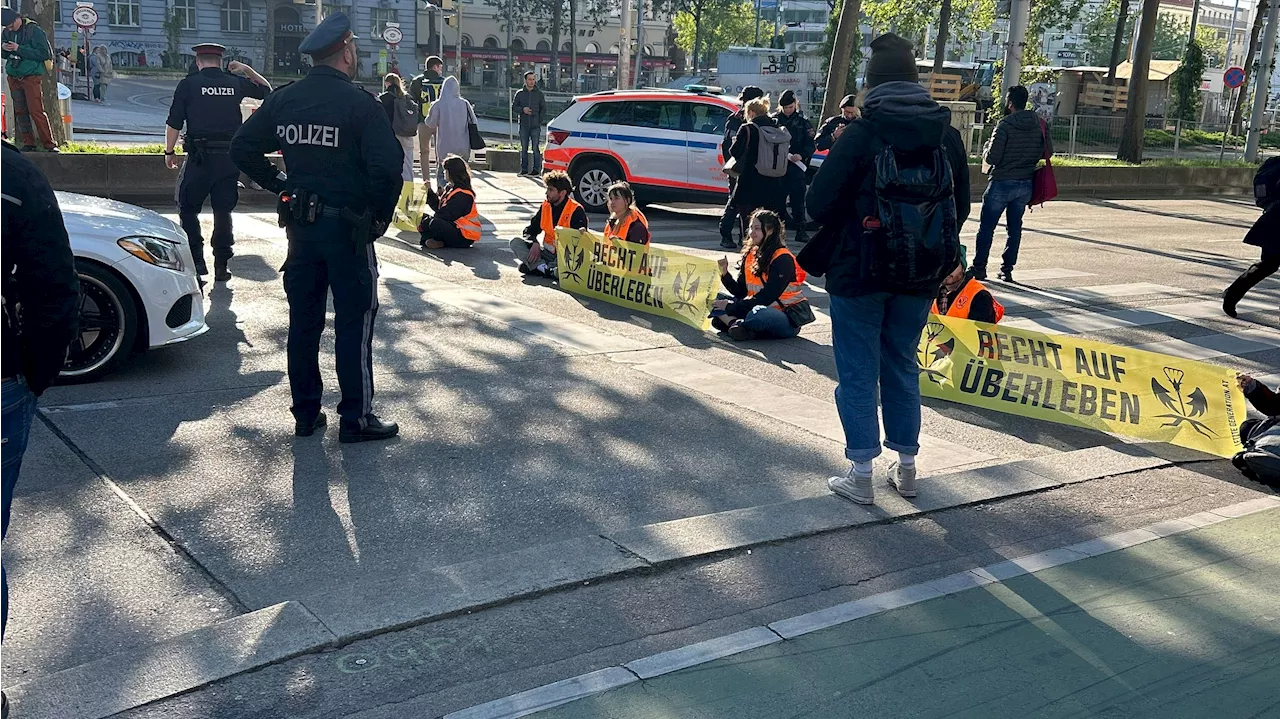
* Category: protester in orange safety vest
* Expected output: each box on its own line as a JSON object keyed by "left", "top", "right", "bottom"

{"left": 419, "top": 154, "right": 481, "bottom": 249}
{"left": 510, "top": 170, "right": 589, "bottom": 278}
{"left": 603, "top": 181, "right": 650, "bottom": 245}
{"left": 713, "top": 209, "right": 814, "bottom": 340}
{"left": 933, "top": 245, "right": 1003, "bottom": 323}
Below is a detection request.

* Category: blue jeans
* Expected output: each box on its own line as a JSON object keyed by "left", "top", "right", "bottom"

{"left": 973, "top": 179, "right": 1033, "bottom": 273}
{"left": 2, "top": 376, "right": 37, "bottom": 635}
{"left": 716, "top": 293, "right": 802, "bottom": 339}
{"left": 829, "top": 293, "right": 932, "bottom": 462}
{"left": 519, "top": 123, "right": 542, "bottom": 174}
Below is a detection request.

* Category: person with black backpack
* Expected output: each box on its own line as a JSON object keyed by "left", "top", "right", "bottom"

{"left": 1222, "top": 156, "right": 1279, "bottom": 318}
{"left": 378, "top": 73, "right": 419, "bottom": 182}
{"left": 725, "top": 95, "right": 789, "bottom": 235}
{"left": 805, "top": 33, "right": 970, "bottom": 506}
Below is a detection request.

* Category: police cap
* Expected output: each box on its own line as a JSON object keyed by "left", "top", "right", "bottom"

{"left": 299, "top": 12, "right": 357, "bottom": 58}
{"left": 192, "top": 43, "right": 226, "bottom": 57}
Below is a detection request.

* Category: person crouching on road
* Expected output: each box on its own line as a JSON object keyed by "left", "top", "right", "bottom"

{"left": 933, "top": 246, "right": 1003, "bottom": 323}
{"left": 511, "top": 170, "right": 588, "bottom": 278}
{"left": 603, "top": 181, "right": 650, "bottom": 245}
{"left": 419, "top": 155, "right": 481, "bottom": 249}
{"left": 712, "top": 209, "right": 812, "bottom": 340}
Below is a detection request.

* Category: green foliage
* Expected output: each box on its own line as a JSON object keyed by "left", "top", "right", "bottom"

{"left": 1169, "top": 38, "right": 1205, "bottom": 121}
{"left": 162, "top": 8, "right": 184, "bottom": 70}
{"left": 673, "top": 0, "right": 766, "bottom": 69}
{"left": 818, "top": 0, "right": 860, "bottom": 94}
{"left": 1083, "top": 4, "right": 1226, "bottom": 67}
{"left": 62, "top": 142, "right": 168, "bottom": 154}
{"left": 862, "top": 0, "right": 995, "bottom": 53}
{"left": 1082, "top": 0, "right": 1129, "bottom": 66}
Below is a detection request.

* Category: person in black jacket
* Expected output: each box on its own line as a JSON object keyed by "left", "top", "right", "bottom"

{"left": 805, "top": 33, "right": 970, "bottom": 507}
{"left": 973, "top": 85, "right": 1051, "bottom": 282}
{"left": 420, "top": 155, "right": 481, "bottom": 248}
{"left": 727, "top": 96, "right": 786, "bottom": 227}
{"left": 719, "top": 85, "right": 764, "bottom": 249}
{"left": 815, "top": 94, "right": 860, "bottom": 152}
{"left": 772, "top": 89, "right": 815, "bottom": 244}
{"left": 1222, "top": 168, "right": 1278, "bottom": 318}
{"left": 1, "top": 142, "right": 81, "bottom": 651}
{"left": 713, "top": 209, "right": 810, "bottom": 340}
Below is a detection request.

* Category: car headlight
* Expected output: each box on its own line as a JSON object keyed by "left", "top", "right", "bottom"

{"left": 118, "top": 236, "right": 185, "bottom": 272}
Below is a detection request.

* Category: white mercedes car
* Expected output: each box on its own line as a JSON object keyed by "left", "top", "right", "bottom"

{"left": 57, "top": 192, "right": 208, "bottom": 382}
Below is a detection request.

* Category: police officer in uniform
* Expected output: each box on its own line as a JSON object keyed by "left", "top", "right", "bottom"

{"left": 230, "top": 13, "right": 405, "bottom": 443}
{"left": 771, "top": 90, "right": 815, "bottom": 245}
{"left": 165, "top": 43, "right": 271, "bottom": 283}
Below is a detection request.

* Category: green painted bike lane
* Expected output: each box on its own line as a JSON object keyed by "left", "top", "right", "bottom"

{"left": 536, "top": 508, "right": 1280, "bottom": 719}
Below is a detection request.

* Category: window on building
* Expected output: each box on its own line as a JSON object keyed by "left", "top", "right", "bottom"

{"left": 108, "top": 0, "right": 141, "bottom": 26}
{"left": 370, "top": 8, "right": 398, "bottom": 36}
{"left": 323, "top": 4, "right": 350, "bottom": 19}
{"left": 511, "top": 37, "right": 526, "bottom": 51}
{"left": 536, "top": 39, "right": 551, "bottom": 51}
{"left": 562, "top": 41, "right": 572, "bottom": 52}
{"left": 583, "top": 42, "right": 598, "bottom": 53}
{"left": 483, "top": 36, "right": 499, "bottom": 48}
{"left": 221, "top": 0, "right": 250, "bottom": 32}
{"left": 172, "top": 0, "right": 196, "bottom": 30}
{"left": 54, "top": 1, "right": 61, "bottom": 22}
{"left": 461, "top": 34, "right": 473, "bottom": 47}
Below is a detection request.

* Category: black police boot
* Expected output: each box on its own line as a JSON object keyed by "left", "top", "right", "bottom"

{"left": 997, "top": 267, "right": 1015, "bottom": 283}
{"left": 295, "top": 411, "right": 327, "bottom": 437}
{"left": 971, "top": 265, "right": 987, "bottom": 281}
{"left": 340, "top": 414, "right": 400, "bottom": 444}
{"left": 214, "top": 258, "right": 231, "bottom": 282}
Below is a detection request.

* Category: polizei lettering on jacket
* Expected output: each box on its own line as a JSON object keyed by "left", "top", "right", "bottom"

{"left": 276, "top": 124, "right": 341, "bottom": 147}
{"left": 201, "top": 87, "right": 237, "bottom": 96}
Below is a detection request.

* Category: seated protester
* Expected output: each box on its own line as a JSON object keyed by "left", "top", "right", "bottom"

{"left": 712, "top": 209, "right": 812, "bottom": 340}
{"left": 815, "top": 94, "right": 861, "bottom": 152}
{"left": 603, "top": 181, "right": 650, "bottom": 245}
{"left": 419, "top": 154, "right": 480, "bottom": 249}
{"left": 1234, "top": 373, "right": 1280, "bottom": 485}
{"left": 510, "top": 170, "right": 588, "bottom": 277}
{"left": 933, "top": 246, "right": 1003, "bottom": 323}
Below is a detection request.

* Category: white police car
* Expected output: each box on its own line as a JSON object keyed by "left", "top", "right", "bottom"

{"left": 543, "top": 89, "right": 740, "bottom": 213}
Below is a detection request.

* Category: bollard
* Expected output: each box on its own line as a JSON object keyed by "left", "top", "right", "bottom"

{"left": 1173, "top": 119, "right": 1181, "bottom": 159}
{"left": 58, "top": 81, "right": 73, "bottom": 142}
{"left": 1068, "top": 114, "right": 1078, "bottom": 158}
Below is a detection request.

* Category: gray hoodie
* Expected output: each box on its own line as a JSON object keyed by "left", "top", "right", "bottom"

{"left": 425, "top": 76, "right": 476, "bottom": 163}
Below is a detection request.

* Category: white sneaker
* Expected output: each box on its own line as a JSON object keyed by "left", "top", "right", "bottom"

{"left": 828, "top": 466, "right": 875, "bottom": 505}
{"left": 888, "top": 461, "right": 918, "bottom": 498}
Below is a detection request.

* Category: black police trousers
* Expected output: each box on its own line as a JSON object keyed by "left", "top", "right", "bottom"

{"left": 783, "top": 163, "right": 807, "bottom": 233}
{"left": 282, "top": 221, "right": 379, "bottom": 426}
{"left": 176, "top": 152, "right": 239, "bottom": 273}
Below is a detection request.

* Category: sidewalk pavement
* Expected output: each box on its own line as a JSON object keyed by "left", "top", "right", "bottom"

{"left": 527, "top": 507, "right": 1280, "bottom": 719}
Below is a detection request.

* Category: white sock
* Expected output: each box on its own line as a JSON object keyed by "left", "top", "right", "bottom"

{"left": 898, "top": 453, "right": 916, "bottom": 468}
{"left": 853, "top": 460, "right": 874, "bottom": 475}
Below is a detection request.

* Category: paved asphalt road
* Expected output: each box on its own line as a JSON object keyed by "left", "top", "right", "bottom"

{"left": 3, "top": 173, "right": 1278, "bottom": 718}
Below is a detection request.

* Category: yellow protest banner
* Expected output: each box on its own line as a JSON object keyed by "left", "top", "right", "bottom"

{"left": 555, "top": 229, "right": 720, "bottom": 330}
{"left": 391, "top": 180, "right": 430, "bottom": 232}
{"left": 917, "top": 316, "right": 1247, "bottom": 457}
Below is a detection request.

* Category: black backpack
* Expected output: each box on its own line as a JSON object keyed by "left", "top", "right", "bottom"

{"left": 1255, "top": 156, "right": 1280, "bottom": 209}
{"left": 861, "top": 140, "right": 959, "bottom": 294}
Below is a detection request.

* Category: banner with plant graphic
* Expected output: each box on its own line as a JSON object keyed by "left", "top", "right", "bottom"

{"left": 554, "top": 229, "right": 719, "bottom": 330}
{"left": 391, "top": 180, "right": 430, "bottom": 232}
{"left": 917, "top": 316, "right": 1247, "bottom": 458}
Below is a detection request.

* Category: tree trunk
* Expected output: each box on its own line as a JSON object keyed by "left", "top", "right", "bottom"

{"left": 932, "top": 0, "right": 951, "bottom": 74}
{"left": 1231, "top": 0, "right": 1268, "bottom": 132}
{"left": 1106, "top": 0, "right": 1130, "bottom": 84}
{"left": 1117, "top": 0, "right": 1161, "bottom": 163}
{"left": 823, "top": 0, "right": 861, "bottom": 119}
{"left": 570, "top": 0, "right": 578, "bottom": 92}
{"left": 550, "top": 0, "right": 562, "bottom": 90}
{"left": 30, "top": 0, "right": 67, "bottom": 145}
{"left": 265, "top": 0, "right": 279, "bottom": 78}
{"left": 692, "top": 7, "right": 703, "bottom": 73}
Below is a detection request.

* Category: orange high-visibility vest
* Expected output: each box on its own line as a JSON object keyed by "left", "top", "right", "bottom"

{"left": 744, "top": 247, "right": 807, "bottom": 307}
{"left": 604, "top": 208, "right": 649, "bottom": 245}
{"left": 538, "top": 197, "right": 582, "bottom": 250}
{"left": 932, "top": 277, "right": 1004, "bottom": 322}
{"left": 445, "top": 187, "right": 481, "bottom": 242}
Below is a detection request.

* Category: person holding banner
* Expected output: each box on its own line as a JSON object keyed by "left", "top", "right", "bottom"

{"left": 712, "top": 210, "right": 812, "bottom": 340}
{"left": 511, "top": 170, "right": 588, "bottom": 278}
{"left": 603, "top": 182, "right": 650, "bottom": 245}
{"left": 419, "top": 154, "right": 481, "bottom": 249}
{"left": 933, "top": 246, "right": 1002, "bottom": 324}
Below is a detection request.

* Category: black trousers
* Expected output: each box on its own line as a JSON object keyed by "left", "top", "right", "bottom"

{"left": 1225, "top": 248, "right": 1280, "bottom": 307}
{"left": 176, "top": 153, "right": 239, "bottom": 273}
{"left": 719, "top": 177, "right": 740, "bottom": 243}
{"left": 283, "top": 221, "right": 379, "bottom": 425}
{"left": 420, "top": 215, "right": 474, "bottom": 248}
{"left": 783, "top": 163, "right": 807, "bottom": 233}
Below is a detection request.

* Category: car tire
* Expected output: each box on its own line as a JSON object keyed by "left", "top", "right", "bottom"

{"left": 60, "top": 261, "right": 139, "bottom": 383}
{"left": 572, "top": 159, "right": 621, "bottom": 214}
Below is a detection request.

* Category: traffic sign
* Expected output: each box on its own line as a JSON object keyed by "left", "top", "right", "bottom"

{"left": 382, "top": 23, "right": 403, "bottom": 46}
{"left": 1224, "top": 66, "right": 1246, "bottom": 89}
{"left": 71, "top": 3, "right": 98, "bottom": 29}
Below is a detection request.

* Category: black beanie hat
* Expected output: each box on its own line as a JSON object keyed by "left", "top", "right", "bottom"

{"left": 778, "top": 89, "right": 797, "bottom": 107}
{"left": 840, "top": 94, "right": 857, "bottom": 108}
{"left": 864, "top": 33, "right": 919, "bottom": 88}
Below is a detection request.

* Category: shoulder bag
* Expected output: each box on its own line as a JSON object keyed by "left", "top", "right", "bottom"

{"left": 1029, "top": 119, "right": 1057, "bottom": 208}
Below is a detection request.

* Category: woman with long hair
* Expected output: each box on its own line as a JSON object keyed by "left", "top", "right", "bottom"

{"left": 603, "top": 181, "right": 649, "bottom": 245}
{"left": 378, "top": 72, "right": 417, "bottom": 181}
{"left": 713, "top": 209, "right": 811, "bottom": 341}
{"left": 90, "top": 46, "right": 114, "bottom": 103}
{"left": 725, "top": 96, "right": 786, "bottom": 230}
{"left": 419, "top": 154, "right": 481, "bottom": 249}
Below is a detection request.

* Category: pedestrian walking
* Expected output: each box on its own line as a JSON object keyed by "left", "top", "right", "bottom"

{"left": 379, "top": 72, "right": 419, "bottom": 182}
{"left": 1223, "top": 157, "right": 1279, "bottom": 318}
{"left": 772, "top": 90, "right": 815, "bottom": 244}
{"left": 604, "top": 181, "right": 650, "bottom": 245}
{"left": 419, "top": 155, "right": 481, "bottom": 249}
{"left": 806, "top": 33, "right": 970, "bottom": 506}
{"left": 713, "top": 209, "right": 813, "bottom": 340}
{"left": 511, "top": 170, "right": 589, "bottom": 277}
{"left": 165, "top": 43, "right": 272, "bottom": 284}
{"left": 90, "top": 46, "right": 113, "bottom": 102}
{"left": 2, "top": 142, "right": 83, "bottom": 710}
{"left": 56, "top": 48, "right": 71, "bottom": 88}
{"left": 726, "top": 96, "right": 788, "bottom": 229}
{"left": 512, "top": 71, "right": 546, "bottom": 176}
{"left": 2, "top": 8, "right": 58, "bottom": 152}
{"left": 409, "top": 55, "right": 445, "bottom": 181}
{"left": 973, "top": 85, "right": 1051, "bottom": 283}
{"left": 230, "top": 12, "right": 405, "bottom": 443}
{"left": 815, "top": 94, "right": 860, "bottom": 152}
{"left": 424, "top": 75, "right": 477, "bottom": 189}
{"left": 719, "top": 85, "right": 764, "bottom": 249}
